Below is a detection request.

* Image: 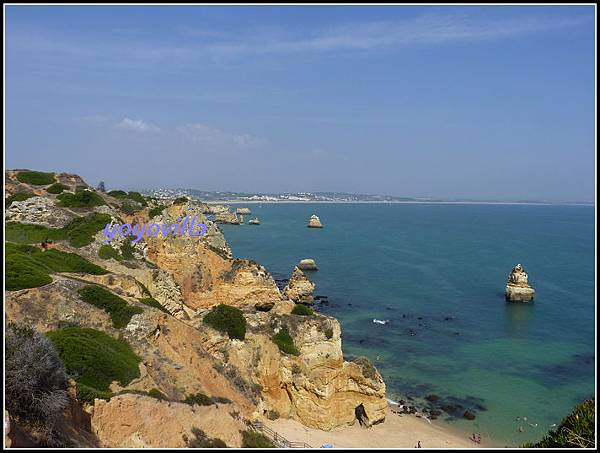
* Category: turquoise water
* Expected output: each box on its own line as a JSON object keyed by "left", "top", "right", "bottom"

{"left": 220, "top": 203, "right": 595, "bottom": 446}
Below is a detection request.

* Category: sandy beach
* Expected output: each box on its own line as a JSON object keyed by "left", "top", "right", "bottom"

{"left": 264, "top": 407, "right": 496, "bottom": 449}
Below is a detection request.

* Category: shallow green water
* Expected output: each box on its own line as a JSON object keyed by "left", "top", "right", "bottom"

{"left": 221, "top": 203, "right": 595, "bottom": 446}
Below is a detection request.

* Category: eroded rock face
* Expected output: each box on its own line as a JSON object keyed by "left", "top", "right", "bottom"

{"left": 505, "top": 263, "right": 535, "bottom": 302}
{"left": 91, "top": 394, "right": 246, "bottom": 448}
{"left": 283, "top": 267, "right": 315, "bottom": 305}
{"left": 214, "top": 209, "right": 239, "bottom": 225}
{"left": 307, "top": 214, "right": 323, "bottom": 228}
{"left": 6, "top": 196, "right": 75, "bottom": 227}
{"left": 298, "top": 259, "right": 318, "bottom": 271}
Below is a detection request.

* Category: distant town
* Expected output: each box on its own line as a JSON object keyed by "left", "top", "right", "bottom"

{"left": 139, "top": 188, "right": 593, "bottom": 205}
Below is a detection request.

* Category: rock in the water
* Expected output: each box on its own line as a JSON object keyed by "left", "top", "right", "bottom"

{"left": 297, "top": 259, "right": 318, "bottom": 271}
{"left": 248, "top": 218, "right": 260, "bottom": 225}
{"left": 505, "top": 263, "right": 535, "bottom": 302}
{"left": 463, "top": 410, "right": 476, "bottom": 420}
{"left": 307, "top": 214, "right": 323, "bottom": 228}
{"left": 283, "top": 266, "right": 315, "bottom": 304}
{"left": 235, "top": 207, "right": 251, "bottom": 215}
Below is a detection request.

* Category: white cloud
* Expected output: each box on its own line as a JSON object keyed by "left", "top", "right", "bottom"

{"left": 116, "top": 117, "right": 161, "bottom": 133}
{"left": 177, "top": 123, "right": 262, "bottom": 150}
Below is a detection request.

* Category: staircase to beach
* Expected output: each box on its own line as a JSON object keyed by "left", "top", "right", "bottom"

{"left": 249, "top": 421, "right": 312, "bottom": 448}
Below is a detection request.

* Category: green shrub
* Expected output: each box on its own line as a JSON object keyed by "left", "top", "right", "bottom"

{"left": 6, "top": 213, "right": 111, "bottom": 248}
{"left": 120, "top": 203, "right": 136, "bottom": 215}
{"left": 5, "top": 243, "right": 107, "bottom": 291}
{"left": 187, "top": 427, "right": 228, "bottom": 448}
{"left": 272, "top": 326, "right": 299, "bottom": 356}
{"left": 324, "top": 327, "right": 334, "bottom": 339}
{"left": 138, "top": 297, "right": 169, "bottom": 314}
{"left": 120, "top": 240, "right": 135, "bottom": 260}
{"left": 57, "top": 190, "right": 106, "bottom": 208}
{"left": 127, "top": 191, "right": 148, "bottom": 207}
{"left": 203, "top": 304, "right": 246, "bottom": 340}
{"left": 46, "top": 183, "right": 69, "bottom": 194}
{"left": 98, "top": 244, "right": 122, "bottom": 261}
{"left": 77, "top": 285, "right": 143, "bottom": 328}
{"left": 5, "top": 191, "right": 36, "bottom": 207}
{"left": 173, "top": 196, "right": 188, "bottom": 205}
{"left": 241, "top": 430, "right": 275, "bottom": 448}
{"left": 107, "top": 190, "right": 127, "bottom": 198}
{"left": 524, "top": 399, "right": 595, "bottom": 448}
{"left": 46, "top": 328, "right": 141, "bottom": 403}
{"left": 147, "top": 388, "right": 168, "bottom": 400}
{"left": 183, "top": 392, "right": 214, "bottom": 406}
{"left": 16, "top": 170, "right": 56, "bottom": 185}
{"left": 291, "top": 304, "right": 314, "bottom": 316}
{"left": 149, "top": 204, "right": 166, "bottom": 218}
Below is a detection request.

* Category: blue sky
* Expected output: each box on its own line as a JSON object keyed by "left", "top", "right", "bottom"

{"left": 5, "top": 5, "right": 596, "bottom": 201}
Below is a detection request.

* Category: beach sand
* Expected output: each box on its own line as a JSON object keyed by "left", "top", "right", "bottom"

{"left": 264, "top": 407, "right": 495, "bottom": 448}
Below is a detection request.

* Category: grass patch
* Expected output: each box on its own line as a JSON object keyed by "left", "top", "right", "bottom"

{"left": 291, "top": 304, "right": 314, "bottom": 316}
{"left": 46, "top": 327, "right": 140, "bottom": 403}
{"left": 203, "top": 304, "right": 246, "bottom": 340}
{"left": 46, "top": 183, "right": 69, "bottom": 194}
{"left": 98, "top": 244, "right": 122, "bottom": 261}
{"left": 148, "top": 204, "right": 166, "bottom": 218}
{"left": 78, "top": 285, "right": 143, "bottom": 328}
{"left": 524, "top": 399, "right": 595, "bottom": 448}
{"left": 5, "top": 191, "right": 36, "bottom": 207}
{"left": 16, "top": 170, "right": 56, "bottom": 185}
{"left": 138, "top": 297, "right": 169, "bottom": 314}
{"left": 5, "top": 243, "right": 107, "bottom": 291}
{"left": 5, "top": 213, "right": 111, "bottom": 248}
{"left": 57, "top": 190, "right": 106, "bottom": 208}
{"left": 242, "top": 430, "right": 275, "bottom": 448}
{"left": 272, "top": 326, "right": 299, "bottom": 356}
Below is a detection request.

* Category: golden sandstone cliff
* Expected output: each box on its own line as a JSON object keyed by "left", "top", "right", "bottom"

{"left": 4, "top": 170, "right": 386, "bottom": 447}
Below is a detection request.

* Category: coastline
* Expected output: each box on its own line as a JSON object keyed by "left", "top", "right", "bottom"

{"left": 264, "top": 406, "right": 500, "bottom": 448}
{"left": 202, "top": 199, "right": 594, "bottom": 206}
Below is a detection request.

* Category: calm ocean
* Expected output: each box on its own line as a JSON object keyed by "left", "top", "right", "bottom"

{"left": 220, "top": 203, "right": 595, "bottom": 446}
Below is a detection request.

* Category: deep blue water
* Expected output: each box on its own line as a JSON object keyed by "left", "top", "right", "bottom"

{"left": 221, "top": 203, "right": 595, "bottom": 445}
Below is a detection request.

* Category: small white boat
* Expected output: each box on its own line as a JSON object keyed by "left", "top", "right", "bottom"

{"left": 373, "top": 319, "right": 390, "bottom": 325}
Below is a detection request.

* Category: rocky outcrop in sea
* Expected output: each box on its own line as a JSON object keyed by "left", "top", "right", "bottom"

{"left": 505, "top": 263, "right": 535, "bottom": 302}
{"left": 307, "top": 214, "right": 323, "bottom": 228}
{"left": 283, "top": 266, "right": 315, "bottom": 305}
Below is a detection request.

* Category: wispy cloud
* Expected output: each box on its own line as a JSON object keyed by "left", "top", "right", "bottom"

{"left": 116, "top": 117, "right": 161, "bottom": 133}
{"left": 177, "top": 123, "right": 263, "bottom": 150}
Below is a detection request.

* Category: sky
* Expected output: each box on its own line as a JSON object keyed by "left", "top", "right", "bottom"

{"left": 4, "top": 5, "right": 596, "bottom": 202}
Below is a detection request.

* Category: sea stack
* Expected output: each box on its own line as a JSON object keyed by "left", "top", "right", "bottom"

{"left": 505, "top": 263, "right": 535, "bottom": 302}
{"left": 297, "top": 258, "right": 318, "bottom": 271}
{"left": 248, "top": 217, "right": 260, "bottom": 225}
{"left": 236, "top": 207, "right": 251, "bottom": 215}
{"left": 307, "top": 214, "right": 323, "bottom": 228}
{"left": 283, "top": 266, "right": 316, "bottom": 304}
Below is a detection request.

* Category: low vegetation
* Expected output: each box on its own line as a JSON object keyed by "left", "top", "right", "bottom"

{"left": 57, "top": 189, "right": 106, "bottom": 208}
{"left": 138, "top": 297, "right": 170, "bottom": 314}
{"left": 108, "top": 190, "right": 148, "bottom": 207}
{"left": 272, "top": 326, "right": 299, "bottom": 356}
{"left": 5, "top": 191, "right": 36, "bottom": 207}
{"left": 16, "top": 170, "right": 56, "bottom": 185}
{"left": 183, "top": 392, "right": 232, "bottom": 406}
{"left": 6, "top": 213, "right": 111, "bottom": 247}
{"left": 187, "top": 427, "right": 228, "bottom": 448}
{"left": 46, "top": 183, "right": 69, "bottom": 194}
{"left": 173, "top": 196, "right": 189, "bottom": 205}
{"left": 98, "top": 244, "right": 122, "bottom": 261}
{"left": 46, "top": 327, "right": 141, "bottom": 403}
{"left": 149, "top": 204, "right": 166, "bottom": 218}
{"left": 6, "top": 323, "right": 69, "bottom": 446}
{"left": 524, "top": 399, "right": 595, "bottom": 448}
{"left": 5, "top": 243, "right": 107, "bottom": 291}
{"left": 291, "top": 304, "right": 314, "bottom": 316}
{"left": 203, "top": 304, "right": 247, "bottom": 340}
{"left": 77, "top": 285, "right": 143, "bottom": 328}
{"left": 241, "top": 430, "right": 275, "bottom": 448}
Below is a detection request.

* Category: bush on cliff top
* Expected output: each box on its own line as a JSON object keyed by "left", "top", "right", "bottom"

{"left": 173, "top": 196, "right": 189, "bottom": 205}
{"left": 291, "top": 304, "right": 314, "bottom": 316}
{"left": 203, "top": 304, "right": 246, "bottom": 340}
{"left": 241, "top": 430, "right": 275, "bottom": 448}
{"left": 57, "top": 189, "right": 106, "bottom": 208}
{"left": 272, "top": 326, "right": 299, "bottom": 356}
{"left": 98, "top": 244, "right": 123, "bottom": 261}
{"left": 187, "top": 428, "right": 228, "bottom": 448}
{"left": 5, "top": 191, "right": 36, "bottom": 207}
{"left": 5, "top": 243, "right": 108, "bottom": 291}
{"left": 6, "top": 213, "right": 111, "bottom": 248}
{"left": 46, "top": 183, "right": 69, "bottom": 194}
{"left": 149, "top": 204, "right": 166, "bottom": 218}
{"left": 138, "top": 297, "right": 170, "bottom": 314}
{"left": 107, "top": 190, "right": 148, "bottom": 207}
{"left": 6, "top": 323, "right": 69, "bottom": 444}
{"left": 16, "top": 170, "right": 56, "bottom": 185}
{"left": 77, "top": 285, "right": 143, "bottom": 329}
{"left": 46, "top": 327, "right": 141, "bottom": 403}
{"left": 524, "top": 399, "right": 595, "bottom": 448}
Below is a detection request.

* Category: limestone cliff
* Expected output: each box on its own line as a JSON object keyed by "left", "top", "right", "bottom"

{"left": 283, "top": 266, "right": 315, "bottom": 304}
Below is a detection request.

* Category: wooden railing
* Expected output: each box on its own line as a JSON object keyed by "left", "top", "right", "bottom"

{"left": 250, "top": 421, "right": 312, "bottom": 449}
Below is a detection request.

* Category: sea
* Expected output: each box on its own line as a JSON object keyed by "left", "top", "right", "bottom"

{"left": 220, "top": 203, "right": 595, "bottom": 446}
